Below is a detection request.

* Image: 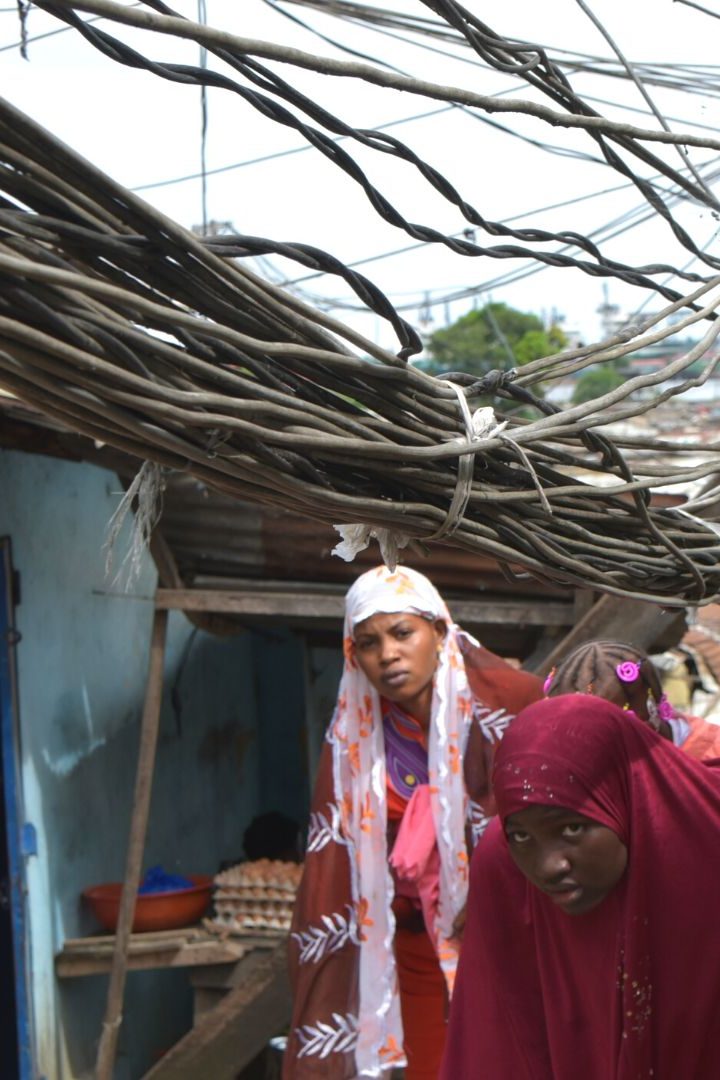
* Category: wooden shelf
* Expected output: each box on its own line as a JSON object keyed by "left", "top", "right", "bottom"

{"left": 55, "top": 927, "right": 281, "bottom": 978}
{"left": 57, "top": 930, "right": 290, "bottom": 1077}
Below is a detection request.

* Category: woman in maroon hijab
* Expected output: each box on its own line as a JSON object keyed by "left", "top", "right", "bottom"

{"left": 441, "top": 694, "right": 720, "bottom": 1080}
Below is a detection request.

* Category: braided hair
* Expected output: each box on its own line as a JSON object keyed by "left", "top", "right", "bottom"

{"left": 545, "top": 640, "right": 665, "bottom": 725}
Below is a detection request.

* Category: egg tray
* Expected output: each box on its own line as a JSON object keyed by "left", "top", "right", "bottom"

{"left": 204, "top": 912, "right": 291, "bottom": 936}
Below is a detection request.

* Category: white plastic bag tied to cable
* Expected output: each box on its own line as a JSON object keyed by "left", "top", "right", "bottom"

{"left": 332, "top": 524, "right": 410, "bottom": 572}
{"left": 331, "top": 386, "right": 507, "bottom": 569}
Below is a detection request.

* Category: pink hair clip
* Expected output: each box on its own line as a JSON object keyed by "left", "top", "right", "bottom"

{"left": 657, "top": 693, "right": 675, "bottom": 721}
{"left": 616, "top": 661, "right": 640, "bottom": 683}
{"left": 542, "top": 668, "right": 555, "bottom": 695}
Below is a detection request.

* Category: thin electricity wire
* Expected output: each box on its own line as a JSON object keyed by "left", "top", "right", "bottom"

{"left": 278, "top": 0, "right": 720, "bottom": 99}
{"left": 267, "top": 0, "right": 504, "bottom": 74}
{"left": 261, "top": 0, "right": 416, "bottom": 77}
{"left": 263, "top": 0, "right": 685, "bottom": 174}
{"left": 264, "top": 0, "right": 614, "bottom": 194}
{"left": 281, "top": 154, "right": 720, "bottom": 292}
{"left": 197, "top": 0, "right": 208, "bottom": 233}
{"left": 25, "top": 0, "right": 720, "bottom": 161}
{"left": 580, "top": 92, "right": 720, "bottom": 137}
{"left": 288, "top": 168, "right": 720, "bottom": 315}
{"left": 672, "top": 0, "right": 720, "bottom": 21}
{"left": 9, "top": 11, "right": 714, "bottom": 207}
{"left": 131, "top": 103, "right": 456, "bottom": 191}
{"left": 19, "top": 0, "right": 720, "bottom": 325}
{"left": 628, "top": 227, "right": 720, "bottom": 322}
{"left": 37, "top": 1, "right": 710, "bottom": 307}
{"left": 131, "top": 86, "right": 604, "bottom": 196}
{"left": 0, "top": 0, "right": 143, "bottom": 52}
{"left": 573, "top": 0, "right": 719, "bottom": 207}
{"left": 279, "top": 0, "right": 720, "bottom": 126}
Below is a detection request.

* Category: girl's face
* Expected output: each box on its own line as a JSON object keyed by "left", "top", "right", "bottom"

{"left": 504, "top": 804, "right": 628, "bottom": 915}
{"left": 352, "top": 612, "right": 446, "bottom": 724}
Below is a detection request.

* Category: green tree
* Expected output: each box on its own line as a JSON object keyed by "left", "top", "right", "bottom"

{"left": 421, "top": 302, "right": 567, "bottom": 378}
{"left": 572, "top": 365, "right": 626, "bottom": 404}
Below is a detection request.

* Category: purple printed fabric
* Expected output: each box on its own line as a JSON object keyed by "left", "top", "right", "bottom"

{"left": 383, "top": 701, "right": 429, "bottom": 800}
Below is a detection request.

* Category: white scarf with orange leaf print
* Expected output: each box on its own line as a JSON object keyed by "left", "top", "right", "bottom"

{"left": 333, "top": 565, "right": 474, "bottom": 1075}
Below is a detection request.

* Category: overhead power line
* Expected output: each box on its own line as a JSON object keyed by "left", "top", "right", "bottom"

{"left": 131, "top": 103, "right": 456, "bottom": 191}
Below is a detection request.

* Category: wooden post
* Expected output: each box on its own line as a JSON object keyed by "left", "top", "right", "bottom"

{"left": 529, "top": 594, "right": 686, "bottom": 676}
{"left": 95, "top": 607, "right": 168, "bottom": 1080}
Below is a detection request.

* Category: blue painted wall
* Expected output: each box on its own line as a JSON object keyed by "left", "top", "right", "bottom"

{"left": 251, "top": 629, "right": 310, "bottom": 827}
{"left": 0, "top": 450, "right": 309, "bottom": 1079}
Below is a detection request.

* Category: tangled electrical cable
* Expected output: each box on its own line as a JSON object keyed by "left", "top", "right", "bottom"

{"left": 1, "top": 92, "right": 720, "bottom": 605}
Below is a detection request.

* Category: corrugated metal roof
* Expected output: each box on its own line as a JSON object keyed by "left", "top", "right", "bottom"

{"left": 158, "top": 472, "right": 570, "bottom": 601}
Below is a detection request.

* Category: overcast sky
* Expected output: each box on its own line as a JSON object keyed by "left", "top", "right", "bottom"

{"left": 5, "top": 0, "right": 720, "bottom": 355}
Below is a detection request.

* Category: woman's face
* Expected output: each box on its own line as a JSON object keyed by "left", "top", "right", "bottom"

{"left": 504, "top": 804, "right": 628, "bottom": 915}
{"left": 352, "top": 612, "right": 446, "bottom": 723}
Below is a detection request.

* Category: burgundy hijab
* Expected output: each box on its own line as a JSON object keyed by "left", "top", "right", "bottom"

{"left": 442, "top": 694, "right": 720, "bottom": 1080}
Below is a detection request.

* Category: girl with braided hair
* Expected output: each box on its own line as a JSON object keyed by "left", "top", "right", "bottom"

{"left": 544, "top": 639, "right": 720, "bottom": 760}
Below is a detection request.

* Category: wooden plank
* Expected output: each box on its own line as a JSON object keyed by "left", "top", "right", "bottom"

{"left": 451, "top": 599, "right": 571, "bottom": 628}
{"left": 55, "top": 930, "right": 276, "bottom": 978}
{"left": 187, "top": 942, "right": 281, "bottom": 991}
{"left": 96, "top": 609, "right": 168, "bottom": 1080}
{"left": 56, "top": 940, "right": 247, "bottom": 979}
{"left": 142, "top": 942, "right": 291, "bottom": 1080}
{"left": 155, "top": 588, "right": 573, "bottom": 627}
{"left": 62, "top": 928, "right": 209, "bottom": 949}
{"left": 156, "top": 588, "right": 344, "bottom": 618}
{"left": 193, "top": 987, "right": 226, "bottom": 1025}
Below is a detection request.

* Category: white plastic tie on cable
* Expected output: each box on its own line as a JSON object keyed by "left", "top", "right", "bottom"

{"left": 426, "top": 386, "right": 506, "bottom": 541}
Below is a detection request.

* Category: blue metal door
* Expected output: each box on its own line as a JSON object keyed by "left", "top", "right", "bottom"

{"left": 0, "top": 537, "right": 32, "bottom": 1079}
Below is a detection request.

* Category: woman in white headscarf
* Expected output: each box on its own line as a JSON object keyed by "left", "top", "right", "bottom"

{"left": 285, "top": 565, "right": 541, "bottom": 1079}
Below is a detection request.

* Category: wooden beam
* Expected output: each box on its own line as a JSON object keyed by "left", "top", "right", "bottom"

{"left": 528, "top": 593, "right": 687, "bottom": 675}
{"left": 450, "top": 599, "right": 571, "bottom": 628}
{"left": 141, "top": 941, "right": 291, "bottom": 1080}
{"left": 155, "top": 588, "right": 573, "bottom": 627}
{"left": 95, "top": 609, "right": 168, "bottom": 1080}
{"left": 187, "top": 943, "right": 278, "bottom": 990}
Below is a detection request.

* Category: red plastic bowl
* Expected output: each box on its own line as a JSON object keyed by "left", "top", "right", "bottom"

{"left": 82, "top": 875, "right": 213, "bottom": 933}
